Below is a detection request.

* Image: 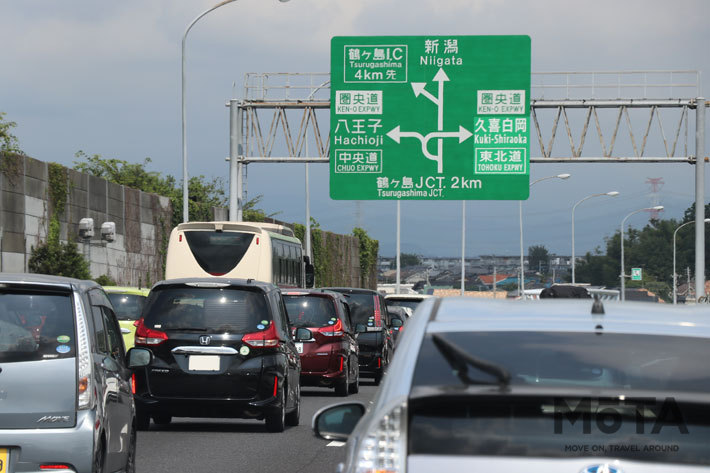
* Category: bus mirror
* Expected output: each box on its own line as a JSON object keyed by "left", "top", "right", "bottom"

{"left": 305, "top": 263, "right": 315, "bottom": 288}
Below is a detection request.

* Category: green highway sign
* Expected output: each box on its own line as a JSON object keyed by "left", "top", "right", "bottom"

{"left": 330, "top": 35, "right": 531, "bottom": 200}
{"left": 631, "top": 268, "right": 642, "bottom": 281}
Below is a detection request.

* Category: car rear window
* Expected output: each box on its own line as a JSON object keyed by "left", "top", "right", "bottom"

{"left": 412, "top": 331, "right": 710, "bottom": 392}
{"left": 343, "top": 293, "right": 382, "bottom": 328}
{"left": 409, "top": 396, "right": 710, "bottom": 465}
{"left": 386, "top": 299, "right": 420, "bottom": 311}
{"left": 284, "top": 295, "right": 337, "bottom": 328}
{"left": 107, "top": 293, "right": 146, "bottom": 321}
{"left": 184, "top": 231, "right": 254, "bottom": 276}
{"left": 142, "top": 286, "right": 270, "bottom": 334}
{"left": 0, "top": 290, "right": 75, "bottom": 363}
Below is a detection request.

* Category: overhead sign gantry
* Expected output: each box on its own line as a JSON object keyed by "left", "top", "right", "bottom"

{"left": 329, "top": 35, "right": 531, "bottom": 200}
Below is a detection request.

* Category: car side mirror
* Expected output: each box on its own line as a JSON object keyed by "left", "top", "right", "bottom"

{"left": 313, "top": 402, "right": 367, "bottom": 441}
{"left": 126, "top": 347, "right": 152, "bottom": 368}
{"left": 295, "top": 327, "right": 312, "bottom": 342}
{"left": 354, "top": 323, "right": 367, "bottom": 333}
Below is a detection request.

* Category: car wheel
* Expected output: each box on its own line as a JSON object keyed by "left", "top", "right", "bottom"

{"left": 348, "top": 362, "right": 359, "bottom": 394}
{"left": 374, "top": 369, "right": 383, "bottom": 385}
{"left": 152, "top": 414, "right": 172, "bottom": 425}
{"left": 125, "top": 425, "right": 137, "bottom": 473}
{"left": 285, "top": 383, "right": 300, "bottom": 426}
{"left": 265, "top": 386, "right": 286, "bottom": 432}
{"left": 334, "top": 362, "right": 349, "bottom": 397}
{"left": 136, "top": 409, "right": 150, "bottom": 431}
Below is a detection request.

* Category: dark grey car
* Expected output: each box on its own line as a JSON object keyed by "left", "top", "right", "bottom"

{"left": 0, "top": 273, "right": 138, "bottom": 473}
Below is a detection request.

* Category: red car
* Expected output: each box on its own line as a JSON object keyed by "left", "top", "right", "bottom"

{"left": 283, "top": 290, "right": 359, "bottom": 396}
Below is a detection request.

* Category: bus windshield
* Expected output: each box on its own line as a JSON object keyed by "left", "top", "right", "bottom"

{"left": 184, "top": 231, "right": 254, "bottom": 276}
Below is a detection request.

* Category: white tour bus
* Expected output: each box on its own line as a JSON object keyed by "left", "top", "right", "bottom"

{"left": 165, "top": 221, "right": 314, "bottom": 288}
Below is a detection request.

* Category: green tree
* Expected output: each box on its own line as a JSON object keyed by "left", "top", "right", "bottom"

{"left": 0, "top": 112, "right": 24, "bottom": 154}
{"left": 28, "top": 220, "right": 91, "bottom": 279}
{"left": 400, "top": 252, "right": 421, "bottom": 267}
{"left": 353, "top": 227, "right": 379, "bottom": 289}
{"left": 73, "top": 151, "right": 269, "bottom": 227}
{"left": 528, "top": 245, "right": 550, "bottom": 273}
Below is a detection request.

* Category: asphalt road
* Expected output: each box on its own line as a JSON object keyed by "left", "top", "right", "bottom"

{"left": 135, "top": 381, "right": 378, "bottom": 473}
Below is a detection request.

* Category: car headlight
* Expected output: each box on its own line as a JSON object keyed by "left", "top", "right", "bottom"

{"left": 355, "top": 399, "right": 407, "bottom": 473}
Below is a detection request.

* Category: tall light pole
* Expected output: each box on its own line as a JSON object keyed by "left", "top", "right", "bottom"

{"left": 571, "top": 191, "right": 619, "bottom": 284}
{"left": 620, "top": 205, "right": 663, "bottom": 301}
{"left": 182, "top": 0, "right": 290, "bottom": 223}
{"left": 304, "top": 80, "right": 329, "bottom": 260}
{"left": 673, "top": 218, "right": 710, "bottom": 304}
{"left": 519, "top": 173, "right": 570, "bottom": 298}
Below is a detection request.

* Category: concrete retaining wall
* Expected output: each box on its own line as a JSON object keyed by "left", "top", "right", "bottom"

{"left": 0, "top": 153, "right": 171, "bottom": 286}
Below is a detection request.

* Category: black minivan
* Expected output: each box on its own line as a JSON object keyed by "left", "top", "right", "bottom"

{"left": 321, "top": 288, "right": 393, "bottom": 384}
{"left": 132, "top": 278, "right": 308, "bottom": 432}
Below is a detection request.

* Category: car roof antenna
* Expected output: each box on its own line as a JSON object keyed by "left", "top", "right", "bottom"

{"left": 591, "top": 295, "right": 605, "bottom": 315}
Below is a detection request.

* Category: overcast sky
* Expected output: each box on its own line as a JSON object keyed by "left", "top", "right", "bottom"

{"left": 1, "top": 0, "right": 708, "bottom": 257}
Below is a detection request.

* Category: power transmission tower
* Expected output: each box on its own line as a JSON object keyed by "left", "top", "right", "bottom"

{"left": 645, "top": 177, "right": 664, "bottom": 219}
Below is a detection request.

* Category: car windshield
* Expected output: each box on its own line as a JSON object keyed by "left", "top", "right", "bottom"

{"left": 0, "top": 290, "right": 75, "bottom": 363}
{"left": 284, "top": 295, "right": 338, "bottom": 328}
{"left": 107, "top": 293, "right": 146, "bottom": 321}
{"left": 142, "top": 286, "right": 270, "bottom": 334}
{"left": 413, "top": 331, "right": 710, "bottom": 391}
{"left": 343, "top": 293, "right": 382, "bottom": 328}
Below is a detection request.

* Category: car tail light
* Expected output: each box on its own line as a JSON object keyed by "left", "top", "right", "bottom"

{"left": 40, "top": 465, "right": 75, "bottom": 471}
{"left": 354, "top": 399, "right": 407, "bottom": 473}
{"left": 74, "top": 292, "right": 92, "bottom": 410}
{"left": 135, "top": 318, "right": 168, "bottom": 346}
{"left": 131, "top": 374, "right": 136, "bottom": 394}
{"left": 319, "top": 319, "right": 344, "bottom": 337}
{"left": 242, "top": 324, "right": 280, "bottom": 348}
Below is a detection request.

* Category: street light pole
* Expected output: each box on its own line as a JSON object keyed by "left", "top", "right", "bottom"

{"left": 673, "top": 218, "right": 710, "bottom": 304}
{"left": 304, "top": 80, "right": 329, "bottom": 261}
{"left": 571, "top": 191, "right": 619, "bottom": 284}
{"left": 519, "top": 173, "right": 570, "bottom": 298}
{"left": 620, "top": 205, "right": 663, "bottom": 301}
{"left": 183, "top": 0, "right": 290, "bottom": 223}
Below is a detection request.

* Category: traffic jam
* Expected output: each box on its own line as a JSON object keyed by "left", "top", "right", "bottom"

{"left": 1, "top": 220, "right": 709, "bottom": 473}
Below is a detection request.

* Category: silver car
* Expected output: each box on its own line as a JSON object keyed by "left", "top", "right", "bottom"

{"left": 313, "top": 297, "right": 710, "bottom": 472}
{"left": 0, "top": 274, "right": 150, "bottom": 473}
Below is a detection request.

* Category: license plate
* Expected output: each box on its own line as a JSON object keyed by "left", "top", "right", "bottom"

{"left": 188, "top": 355, "right": 220, "bottom": 371}
{"left": 295, "top": 343, "right": 303, "bottom": 354}
{"left": 0, "top": 448, "right": 7, "bottom": 473}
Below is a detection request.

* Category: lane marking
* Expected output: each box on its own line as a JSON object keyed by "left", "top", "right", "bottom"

{"left": 327, "top": 441, "right": 346, "bottom": 447}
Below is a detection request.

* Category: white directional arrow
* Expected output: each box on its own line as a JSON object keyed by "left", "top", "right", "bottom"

{"left": 426, "top": 125, "right": 472, "bottom": 143}
{"left": 432, "top": 68, "right": 449, "bottom": 130}
{"left": 390, "top": 68, "right": 463, "bottom": 174}
{"left": 386, "top": 125, "right": 424, "bottom": 144}
{"left": 411, "top": 82, "right": 438, "bottom": 105}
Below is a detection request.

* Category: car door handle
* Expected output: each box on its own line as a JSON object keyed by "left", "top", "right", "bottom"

{"left": 120, "top": 328, "right": 131, "bottom": 334}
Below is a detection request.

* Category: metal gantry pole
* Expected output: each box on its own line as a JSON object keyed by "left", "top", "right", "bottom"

{"left": 695, "top": 97, "right": 706, "bottom": 300}
{"left": 518, "top": 201, "right": 524, "bottom": 298}
{"left": 229, "top": 99, "right": 239, "bottom": 221}
{"left": 396, "top": 200, "right": 401, "bottom": 294}
{"left": 236, "top": 105, "right": 244, "bottom": 221}
{"left": 461, "top": 201, "right": 466, "bottom": 296}
{"left": 620, "top": 219, "right": 626, "bottom": 301}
